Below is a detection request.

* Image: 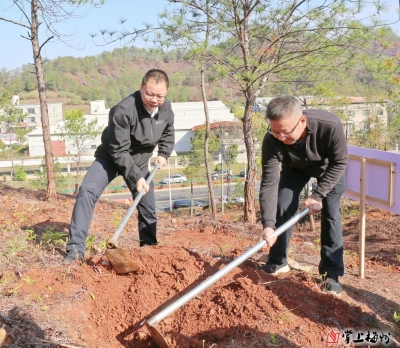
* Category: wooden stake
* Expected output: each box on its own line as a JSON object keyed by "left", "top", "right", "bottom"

{"left": 309, "top": 214, "right": 315, "bottom": 232}
{"left": 307, "top": 180, "right": 315, "bottom": 232}
{"left": 0, "top": 328, "right": 7, "bottom": 346}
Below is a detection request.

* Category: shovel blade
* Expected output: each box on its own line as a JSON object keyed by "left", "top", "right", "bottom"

{"left": 145, "top": 322, "right": 170, "bottom": 348}
{"left": 105, "top": 247, "right": 140, "bottom": 274}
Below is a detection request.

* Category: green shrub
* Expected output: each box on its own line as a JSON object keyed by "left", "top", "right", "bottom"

{"left": 394, "top": 308, "right": 400, "bottom": 323}
{"left": 11, "top": 143, "right": 22, "bottom": 151}
{"left": 14, "top": 165, "right": 27, "bottom": 181}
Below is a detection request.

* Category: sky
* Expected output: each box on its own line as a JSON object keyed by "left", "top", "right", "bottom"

{"left": 0, "top": 0, "right": 399, "bottom": 71}
{"left": 0, "top": 0, "right": 169, "bottom": 70}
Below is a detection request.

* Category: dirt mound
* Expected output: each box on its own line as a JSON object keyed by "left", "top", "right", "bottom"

{"left": 4, "top": 245, "right": 397, "bottom": 348}
{"left": 0, "top": 184, "right": 400, "bottom": 347}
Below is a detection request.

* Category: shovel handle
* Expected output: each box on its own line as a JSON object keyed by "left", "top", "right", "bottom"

{"left": 107, "top": 164, "right": 159, "bottom": 249}
{"left": 146, "top": 207, "right": 310, "bottom": 328}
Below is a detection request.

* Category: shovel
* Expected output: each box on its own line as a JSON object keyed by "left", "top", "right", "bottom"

{"left": 145, "top": 208, "right": 310, "bottom": 348}
{"left": 105, "top": 164, "right": 159, "bottom": 274}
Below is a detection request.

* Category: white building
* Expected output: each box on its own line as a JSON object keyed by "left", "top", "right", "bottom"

{"left": 253, "top": 97, "right": 274, "bottom": 113}
{"left": 172, "top": 100, "right": 236, "bottom": 152}
{"left": 27, "top": 100, "right": 236, "bottom": 157}
{"left": 326, "top": 97, "right": 389, "bottom": 137}
{"left": 1, "top": 96, "right": 61, "bottom": 146}
{"left": 15, "top": 100, "right": 63, "bottom": 127}
{"left": 254, "top": 96, "right": 390, "bottom": 137}
{"left": 0, "top": 133, "right": 18, "bottom": 146}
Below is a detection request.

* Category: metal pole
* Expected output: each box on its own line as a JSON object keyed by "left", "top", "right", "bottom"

{"left": 168, "top": 158, "right": 172, "bottom": 211}
{"left": 221, "top": 152, "right": 224, "bottom": 213}
{"left": 146, "top": 208, "right": 310, "bottom": 327}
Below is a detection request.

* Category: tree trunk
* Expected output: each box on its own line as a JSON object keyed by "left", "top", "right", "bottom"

{"left": 243, "top": 93, "right": 257, "bottom": 223}
{"left": 31, "top": 0, "right": 57, "bottom": 203}
{"left": 200, "top": 66, "right": 216, "bottom": 217}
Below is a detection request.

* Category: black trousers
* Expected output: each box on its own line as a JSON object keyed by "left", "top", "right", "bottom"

{"left": 268, "top": 166, "right": 346, "bottom": 277}
{"left": 66, "top": 157, "right": 157, "bottom": 254}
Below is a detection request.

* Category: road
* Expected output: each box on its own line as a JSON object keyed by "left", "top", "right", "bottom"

{"left": 100, "top": 182, "right": 260, "bottom": 212}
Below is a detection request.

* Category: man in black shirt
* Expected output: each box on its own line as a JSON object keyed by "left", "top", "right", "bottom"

{"left": 259, "top": 95, "right": 348, "bottom": 295}
{"left": 62, "top": 69, "right": 175, "bottom": 264}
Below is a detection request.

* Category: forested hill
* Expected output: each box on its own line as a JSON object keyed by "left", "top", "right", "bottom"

{"left": 1, "top": 47, "right": 213, "bottom": 110}
{"left": 0, "top": 40, "right": 399, "bottom": 111}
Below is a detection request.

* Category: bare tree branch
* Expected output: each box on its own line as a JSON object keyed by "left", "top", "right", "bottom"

{"left": 0, "top": 16, "right": 30, "bottom": 28}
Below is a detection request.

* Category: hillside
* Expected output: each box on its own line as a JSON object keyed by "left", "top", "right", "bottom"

{"left": 2, "top": 47, "right": 240, "bottom": 109}
{"left": 1, "top": 36, "right": 399, "bottom": 111}
{"left": 0, "top": 183, "right": 399, "bottom": 347}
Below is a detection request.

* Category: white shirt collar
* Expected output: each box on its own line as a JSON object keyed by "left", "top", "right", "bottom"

{"left": 144, "top": 106, "right": 159, "bottom": 117}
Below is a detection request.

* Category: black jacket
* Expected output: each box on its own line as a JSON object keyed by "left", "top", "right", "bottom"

{"left": 95, "top": 91, "right": 175, "bottom": 191}
{"left": 259, "top": 109, "right": 348, "bottom": 229}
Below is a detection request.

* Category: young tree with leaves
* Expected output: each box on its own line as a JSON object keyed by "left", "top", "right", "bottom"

{"left": 385, "top": 55, "right": 400, "bottom": 151}
{"left": 219, "top": 143, "right": 237, "bottom": 200}
{"left": 0, "top": 104, "right": 27, "bottom": 184}
{"left": 14, "top": 126, "right": 35, "bottom": 148}
{"left": 95, "top": 0, "right": 229, "bottom": 217}
{"left": 33, "top": 157, "right": 66, "bottom": 190}
{"left": 181, "top": 127, "right": 221, "bottom": 215}
{"left": 56, "top": 109, "right": 102, "bottom": 192}
{"left": 350, "top": 114, "right": 388, "bottom": 150}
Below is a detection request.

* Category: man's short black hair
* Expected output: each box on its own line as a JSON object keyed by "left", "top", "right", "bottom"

{"left": 142, "top": 69, "right": 169, "bottom": 88}
{"left": 266, "top": 95, "right": 302, "bottom": 121}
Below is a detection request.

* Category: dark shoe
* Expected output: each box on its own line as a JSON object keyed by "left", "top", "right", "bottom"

{"left": 261, "top": 262, "right": 290, "bottom": 274}
{"left": 323, "top": 276, "right": 343, "bottom": 296}
{"left": 62, "top": 247, "right": 84, "bottom": 264}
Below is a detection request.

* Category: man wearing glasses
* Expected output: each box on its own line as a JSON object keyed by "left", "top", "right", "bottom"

{"left": 62, "top": 69, "right": 174, "bottom": 264}
{"left": 259, "top": 95, "right": 348, "bottom": 295}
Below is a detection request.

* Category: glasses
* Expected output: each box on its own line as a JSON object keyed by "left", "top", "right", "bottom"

{"left": 268, "top": 115, "right": 303, "bottom": 139}
{"left": 142, "top": 88, "right": 166, "bottom": 102}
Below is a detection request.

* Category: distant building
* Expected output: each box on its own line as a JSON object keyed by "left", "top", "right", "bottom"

{"left": 253, "top": 97, "right": 273, "bottom": 113}
{"left": 173, "top": 101, "right": 237, "bottom": 152}
{"left": 253, "top": 96, "right": 316, "bottom": 113}
{"left": 90, "top": 100, "right": 106, "bottom": 114}
{"left": 324, "top": 97, "right": 390, "bottom": 137}
{"left": 11, "top": 95, "right": 19, "bottom": 105}
{"left": 73, "top": 100, "right": 237, "bottom": 155}
{"left": 27, "top": 100, "right": 237, "bottom": 157}
{"left": 15, "top": 101, "right": 63, "bottom": 128}
{"left": 28, "top": 99, "right": 107, "bottom": 157}
{"left": 254, "top": 96, "right": 390, "bottom": 137}
{"left": 0, "top": 133, "right": 17, "bottom": 146}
